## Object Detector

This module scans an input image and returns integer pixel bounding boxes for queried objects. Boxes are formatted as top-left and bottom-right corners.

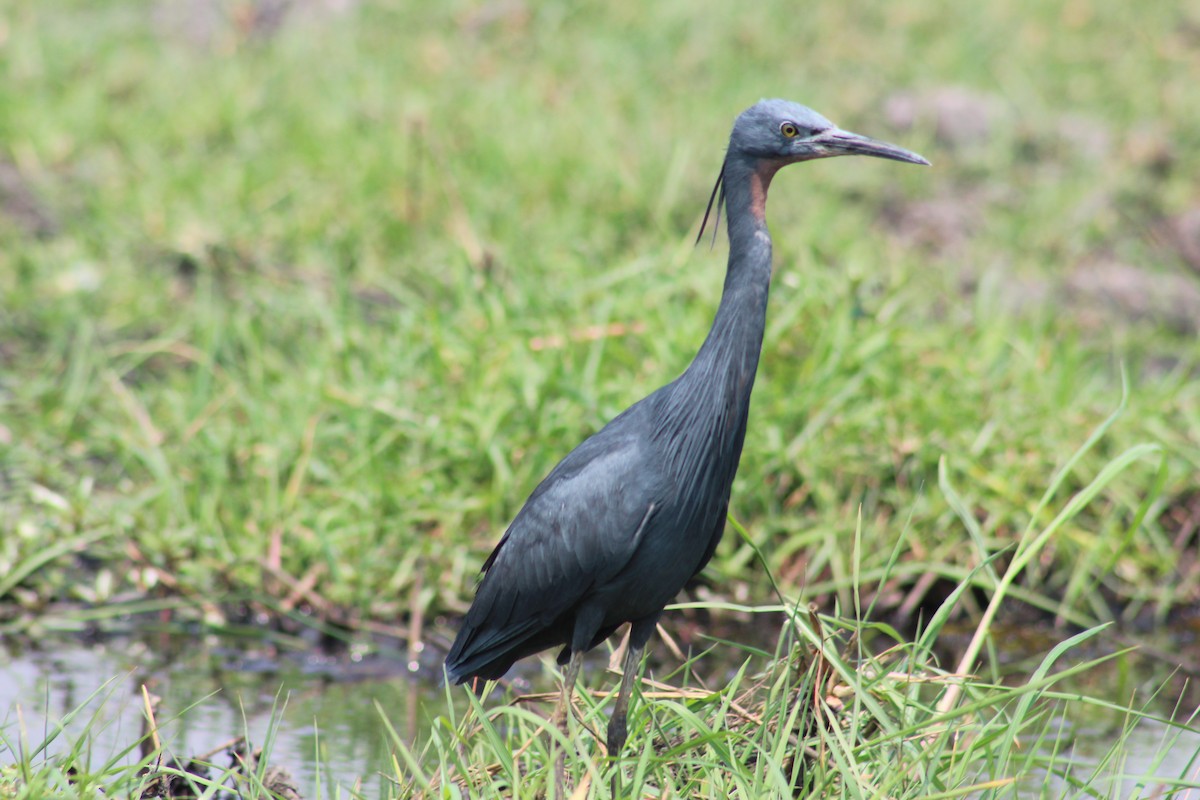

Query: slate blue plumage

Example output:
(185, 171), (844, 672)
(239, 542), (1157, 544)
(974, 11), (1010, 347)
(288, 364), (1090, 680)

(446, 99), (928, 754)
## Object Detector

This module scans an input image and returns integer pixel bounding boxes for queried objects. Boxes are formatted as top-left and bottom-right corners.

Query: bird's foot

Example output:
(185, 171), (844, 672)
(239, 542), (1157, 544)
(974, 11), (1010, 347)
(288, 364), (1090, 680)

(606, 715), (628, 800)
(606, 713), (627, 757)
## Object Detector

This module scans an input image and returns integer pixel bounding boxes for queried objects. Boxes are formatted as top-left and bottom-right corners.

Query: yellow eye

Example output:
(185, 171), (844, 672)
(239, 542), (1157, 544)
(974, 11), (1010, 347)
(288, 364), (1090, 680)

(780, 122), (800, 138)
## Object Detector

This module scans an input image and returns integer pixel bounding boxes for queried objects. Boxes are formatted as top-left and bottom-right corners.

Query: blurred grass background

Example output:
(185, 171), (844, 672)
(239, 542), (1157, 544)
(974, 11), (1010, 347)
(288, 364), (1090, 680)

(1, 0), (1198, 640)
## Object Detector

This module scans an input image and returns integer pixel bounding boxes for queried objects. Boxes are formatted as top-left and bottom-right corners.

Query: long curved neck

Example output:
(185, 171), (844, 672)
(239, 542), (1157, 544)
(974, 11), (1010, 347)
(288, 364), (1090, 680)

(686, 158), (776, 390)
(655, 158), (776, 477)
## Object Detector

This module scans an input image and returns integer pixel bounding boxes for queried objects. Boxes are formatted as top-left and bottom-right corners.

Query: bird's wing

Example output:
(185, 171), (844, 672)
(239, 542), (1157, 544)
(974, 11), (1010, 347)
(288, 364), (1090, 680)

(449, 425), (666, 671)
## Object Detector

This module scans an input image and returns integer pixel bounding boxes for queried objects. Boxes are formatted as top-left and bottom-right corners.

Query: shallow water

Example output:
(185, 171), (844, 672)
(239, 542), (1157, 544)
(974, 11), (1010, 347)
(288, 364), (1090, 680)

(1, 627), (1198, 797)
(0, 633), (437, 798)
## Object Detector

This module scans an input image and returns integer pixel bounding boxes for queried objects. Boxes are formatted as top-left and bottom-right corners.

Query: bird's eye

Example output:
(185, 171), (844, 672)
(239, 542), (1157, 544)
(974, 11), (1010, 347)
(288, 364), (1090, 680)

(780, 122), (800, 138)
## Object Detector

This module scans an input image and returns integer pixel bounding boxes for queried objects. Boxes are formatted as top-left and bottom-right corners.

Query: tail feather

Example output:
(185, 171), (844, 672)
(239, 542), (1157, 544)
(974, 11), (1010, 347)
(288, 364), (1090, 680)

(444, 616), (544, 683)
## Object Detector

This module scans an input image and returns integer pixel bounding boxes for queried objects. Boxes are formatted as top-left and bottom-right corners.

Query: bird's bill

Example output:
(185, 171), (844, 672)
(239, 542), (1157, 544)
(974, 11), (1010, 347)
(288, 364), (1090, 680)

(809, 128), (930, 166)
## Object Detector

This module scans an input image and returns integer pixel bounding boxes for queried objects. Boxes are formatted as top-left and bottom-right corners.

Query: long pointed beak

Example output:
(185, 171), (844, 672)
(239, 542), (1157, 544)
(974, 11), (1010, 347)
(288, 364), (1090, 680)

(810, 128), (930, 166)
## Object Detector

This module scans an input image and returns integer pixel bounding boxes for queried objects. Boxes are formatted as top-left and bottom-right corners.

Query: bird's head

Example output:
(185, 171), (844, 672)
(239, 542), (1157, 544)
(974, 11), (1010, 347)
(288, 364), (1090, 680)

(730, 98), (930, 167)
(698, 98), (928, 243)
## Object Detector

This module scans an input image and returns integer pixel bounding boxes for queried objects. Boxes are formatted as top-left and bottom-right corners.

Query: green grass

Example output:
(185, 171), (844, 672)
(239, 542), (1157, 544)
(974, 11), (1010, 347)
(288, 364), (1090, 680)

(5, 484), (1196, 798)
(2, 0), (1197, 634)
(392, 624), (1178, 799)
(369, 424), (1198, 797)
(1, 0), (1199, 794)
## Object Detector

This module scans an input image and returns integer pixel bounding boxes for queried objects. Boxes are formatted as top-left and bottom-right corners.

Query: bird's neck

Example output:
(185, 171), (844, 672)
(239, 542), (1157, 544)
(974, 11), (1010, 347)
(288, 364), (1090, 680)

(689, 159), (775, 386)
(660, 159), (775, 465)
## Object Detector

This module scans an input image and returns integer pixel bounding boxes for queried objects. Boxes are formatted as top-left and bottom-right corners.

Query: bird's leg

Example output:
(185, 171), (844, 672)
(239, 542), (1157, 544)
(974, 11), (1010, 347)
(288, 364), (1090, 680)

(553, 649), (584, 794)
(606, 639), (644, 755)
(552, 648), (584, 730)
(608, 615), (658, 757)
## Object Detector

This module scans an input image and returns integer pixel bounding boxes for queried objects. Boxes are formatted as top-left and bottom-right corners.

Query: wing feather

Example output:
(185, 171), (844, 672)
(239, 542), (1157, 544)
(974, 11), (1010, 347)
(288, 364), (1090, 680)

(445, 419), (668, 682)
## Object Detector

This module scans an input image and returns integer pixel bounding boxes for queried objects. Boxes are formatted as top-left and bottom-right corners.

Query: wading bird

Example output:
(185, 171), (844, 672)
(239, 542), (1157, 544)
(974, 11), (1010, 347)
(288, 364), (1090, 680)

(445, 99), (928, 756)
